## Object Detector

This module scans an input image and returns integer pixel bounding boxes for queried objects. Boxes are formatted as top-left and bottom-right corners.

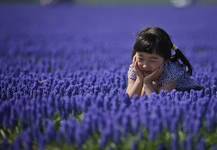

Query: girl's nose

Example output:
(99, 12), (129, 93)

(143, 64), (149, 69)
(143, 64), (147, 68)
(142, 64), (151, 71)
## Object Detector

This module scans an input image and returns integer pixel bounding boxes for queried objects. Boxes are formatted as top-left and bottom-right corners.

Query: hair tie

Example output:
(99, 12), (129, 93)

(170, 44), (178, 60)
(172, 44), (177, 51)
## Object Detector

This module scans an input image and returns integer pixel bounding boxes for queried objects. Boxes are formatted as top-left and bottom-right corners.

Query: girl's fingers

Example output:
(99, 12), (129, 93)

(132, 61), (137, 73)
(132, 55), (136, 66)
(145, 67), (161, 81)
(143, 63), (165, 83)
(132, 55), (134, 63)
(134, 61), (139, 71)
(147, 71), (158, 79)
(135, 62), (143, 77)
(158, 64), (164, 74)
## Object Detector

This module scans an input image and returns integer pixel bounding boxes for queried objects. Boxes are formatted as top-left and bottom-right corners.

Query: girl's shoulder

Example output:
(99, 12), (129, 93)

(166, 61), (186, 75)
(159, 61), (186, 85)
(159, 61), (204, 91)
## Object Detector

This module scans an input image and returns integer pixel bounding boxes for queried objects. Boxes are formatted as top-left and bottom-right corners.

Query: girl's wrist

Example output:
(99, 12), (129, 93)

(141, 83), (156, 96)
(143, 82), (153, 89)
(136, 76), (143, 82)
(135, 77), (143, 84)
(143, 79), (152, 85)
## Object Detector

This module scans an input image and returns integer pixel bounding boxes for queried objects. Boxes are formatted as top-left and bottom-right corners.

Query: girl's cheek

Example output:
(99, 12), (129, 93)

(138, 62), (144, 69)
(153, 63), (162, 71)
(138, 61), (142, 66)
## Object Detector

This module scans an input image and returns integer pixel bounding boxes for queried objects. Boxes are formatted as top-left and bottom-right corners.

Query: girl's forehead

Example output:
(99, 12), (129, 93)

(136, 52), (161, 59)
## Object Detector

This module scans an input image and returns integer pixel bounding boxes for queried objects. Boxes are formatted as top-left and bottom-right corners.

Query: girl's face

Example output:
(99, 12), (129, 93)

(135, 52), (166, 76)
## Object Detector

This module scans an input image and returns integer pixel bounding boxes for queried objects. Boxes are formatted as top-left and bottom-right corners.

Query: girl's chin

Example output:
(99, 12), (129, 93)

(143, 71), (152, 76)
(138, 68), (152, 75)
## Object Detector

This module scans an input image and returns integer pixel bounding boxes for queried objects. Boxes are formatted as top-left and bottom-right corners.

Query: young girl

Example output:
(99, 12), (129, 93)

(126, 27), (203, 98)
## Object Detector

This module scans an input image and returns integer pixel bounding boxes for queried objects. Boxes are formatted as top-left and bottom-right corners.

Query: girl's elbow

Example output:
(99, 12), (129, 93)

(126, 89), (133, 98)
(126, 90), (139, 99)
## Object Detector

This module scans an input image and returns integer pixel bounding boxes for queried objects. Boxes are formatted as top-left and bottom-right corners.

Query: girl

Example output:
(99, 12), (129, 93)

(126, 27), (203, 98)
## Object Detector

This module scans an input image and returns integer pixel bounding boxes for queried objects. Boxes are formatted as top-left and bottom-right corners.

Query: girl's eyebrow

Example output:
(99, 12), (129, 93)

(137, 54), (159, 59)
(150, 57), (158, 59)
(140, 56), (158, 59)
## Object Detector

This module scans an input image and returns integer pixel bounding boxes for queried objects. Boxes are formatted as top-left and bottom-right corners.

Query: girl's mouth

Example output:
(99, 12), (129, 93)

(138, 67), (152, 74)
(143, 71), (152, 75)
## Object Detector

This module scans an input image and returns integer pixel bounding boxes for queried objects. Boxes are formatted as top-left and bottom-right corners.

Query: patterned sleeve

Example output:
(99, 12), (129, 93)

(160, 62), (185, 85)
(127, 64), (137, 81)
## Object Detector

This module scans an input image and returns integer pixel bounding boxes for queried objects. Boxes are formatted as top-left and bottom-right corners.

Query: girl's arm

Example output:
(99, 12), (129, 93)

(141, 81), (176, 96)
(140, 82), (156, 96)
(159, 81), (176, 92)
(140, 65), (164, 96)
(126, 78), (143, 98)
(126, 55), (144, 98)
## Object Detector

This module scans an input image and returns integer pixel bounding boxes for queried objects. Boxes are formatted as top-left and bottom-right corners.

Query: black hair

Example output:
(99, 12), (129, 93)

(132, 27), (193, 75)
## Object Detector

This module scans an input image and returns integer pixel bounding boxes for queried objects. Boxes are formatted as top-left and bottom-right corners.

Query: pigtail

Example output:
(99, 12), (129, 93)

(170, 44), (193, 75)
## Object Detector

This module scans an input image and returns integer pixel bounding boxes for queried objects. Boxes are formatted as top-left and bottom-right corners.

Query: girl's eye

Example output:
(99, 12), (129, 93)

(149, 59), (158, 63)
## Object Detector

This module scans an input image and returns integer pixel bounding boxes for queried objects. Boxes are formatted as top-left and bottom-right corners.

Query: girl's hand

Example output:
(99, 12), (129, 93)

(141, 65), (164, 96)
(143, 64), (164, 85)
(132, 55), (144, 81)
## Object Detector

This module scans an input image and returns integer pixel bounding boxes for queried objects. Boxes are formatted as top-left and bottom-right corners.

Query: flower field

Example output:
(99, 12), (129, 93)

(0, 5), (217, 150)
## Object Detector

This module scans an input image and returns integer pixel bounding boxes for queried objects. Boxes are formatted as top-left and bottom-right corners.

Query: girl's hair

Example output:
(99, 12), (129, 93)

(132, 27), (193, 75)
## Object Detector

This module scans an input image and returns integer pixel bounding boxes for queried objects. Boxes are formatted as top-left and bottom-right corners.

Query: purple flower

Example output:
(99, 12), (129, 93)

(196, 138), (206, 150)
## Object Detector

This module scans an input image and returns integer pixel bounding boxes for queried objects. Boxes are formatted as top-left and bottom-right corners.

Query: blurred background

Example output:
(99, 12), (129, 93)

(0, 0), (217, 73)
(0, 0), (216, 7)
